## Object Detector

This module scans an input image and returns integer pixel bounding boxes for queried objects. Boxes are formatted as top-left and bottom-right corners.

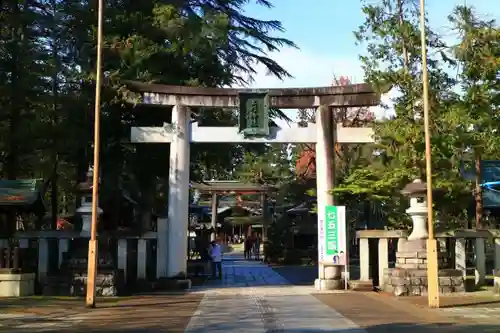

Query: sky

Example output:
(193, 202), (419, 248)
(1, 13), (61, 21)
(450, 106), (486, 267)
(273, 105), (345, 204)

(237, 0), (500, 123)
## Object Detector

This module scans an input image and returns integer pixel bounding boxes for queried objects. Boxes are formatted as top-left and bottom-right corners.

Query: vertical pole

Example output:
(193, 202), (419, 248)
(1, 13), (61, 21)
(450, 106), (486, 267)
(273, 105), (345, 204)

(419, 0), (439, 308)
(167, 105), (191, 277)
(261, 193), (269, 242)
(211, 192), (218, 241)
(315, 105), (335, 288)
(86, 0), (104, 308)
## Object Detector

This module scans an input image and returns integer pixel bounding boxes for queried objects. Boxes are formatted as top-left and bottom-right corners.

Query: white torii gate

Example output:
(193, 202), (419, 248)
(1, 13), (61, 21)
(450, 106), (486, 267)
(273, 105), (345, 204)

(127, 82), (380, 289)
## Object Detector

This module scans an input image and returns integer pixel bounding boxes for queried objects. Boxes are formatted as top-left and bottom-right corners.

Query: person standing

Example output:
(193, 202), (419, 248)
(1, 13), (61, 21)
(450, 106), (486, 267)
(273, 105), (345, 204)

(253, 234), (261, 260)
(244, 236), (252, 259)
(209, 239), (223, 279)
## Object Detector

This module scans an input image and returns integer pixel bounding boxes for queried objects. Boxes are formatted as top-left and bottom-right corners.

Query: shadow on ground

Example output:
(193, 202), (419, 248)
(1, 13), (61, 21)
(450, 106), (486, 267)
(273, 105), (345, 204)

(2, 322), (499, 332)
(184, 323), (500, 332)
(271, 264), (361, 285)
(0, 295), (203, 332)
(0, 296), (134, 310)
(271, 265), (318, 285)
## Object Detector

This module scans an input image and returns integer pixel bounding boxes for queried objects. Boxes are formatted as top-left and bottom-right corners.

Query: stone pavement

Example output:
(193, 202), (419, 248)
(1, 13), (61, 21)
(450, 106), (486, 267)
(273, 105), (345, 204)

(0, 294), (203, 332)
(2, 251), (500, 332)
(185, 252), (365, 332)
(315, 292), (500, 332)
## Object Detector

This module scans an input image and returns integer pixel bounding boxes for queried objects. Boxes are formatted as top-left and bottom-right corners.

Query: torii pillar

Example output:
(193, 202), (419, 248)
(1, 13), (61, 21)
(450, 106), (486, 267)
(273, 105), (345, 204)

(314, 105), (339, 290)
(165, 105), (190, 278)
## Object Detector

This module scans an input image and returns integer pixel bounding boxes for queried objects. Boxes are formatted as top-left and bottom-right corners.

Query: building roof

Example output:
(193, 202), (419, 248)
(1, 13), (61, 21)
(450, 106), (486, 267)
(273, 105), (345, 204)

(0, 179), (43, 205)
(0, 179), (46, 214)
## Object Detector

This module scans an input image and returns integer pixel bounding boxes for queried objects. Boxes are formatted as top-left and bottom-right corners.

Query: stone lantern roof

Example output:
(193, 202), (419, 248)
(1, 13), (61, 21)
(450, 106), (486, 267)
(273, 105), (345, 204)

(400, 179), (427, 196)
(401, 178), (444, 197)
(76, 169), (94, 193)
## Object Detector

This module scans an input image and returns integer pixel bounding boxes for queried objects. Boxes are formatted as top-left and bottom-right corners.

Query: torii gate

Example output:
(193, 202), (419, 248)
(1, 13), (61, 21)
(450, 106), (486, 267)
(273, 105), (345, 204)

(127, 81), (381, 289)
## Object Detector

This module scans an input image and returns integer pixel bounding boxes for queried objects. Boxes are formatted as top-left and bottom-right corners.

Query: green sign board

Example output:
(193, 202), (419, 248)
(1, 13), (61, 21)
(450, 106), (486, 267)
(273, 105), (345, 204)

(238, 92), (270, 137)
(325, 205), (339, 256)
(319, 205), (346, 264)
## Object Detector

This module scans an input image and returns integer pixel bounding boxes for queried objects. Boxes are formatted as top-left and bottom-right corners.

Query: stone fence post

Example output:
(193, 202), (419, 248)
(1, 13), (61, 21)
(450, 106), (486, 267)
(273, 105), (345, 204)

(436, 229), (491, 287)
(356, 230), (408, 287)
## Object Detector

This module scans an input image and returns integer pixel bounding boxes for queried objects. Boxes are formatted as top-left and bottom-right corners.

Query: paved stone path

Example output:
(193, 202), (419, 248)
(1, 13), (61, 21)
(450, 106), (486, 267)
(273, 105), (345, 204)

(185, 252), (365, 332)
(2, 251), (499, 332)
(440, 306), (500, 320)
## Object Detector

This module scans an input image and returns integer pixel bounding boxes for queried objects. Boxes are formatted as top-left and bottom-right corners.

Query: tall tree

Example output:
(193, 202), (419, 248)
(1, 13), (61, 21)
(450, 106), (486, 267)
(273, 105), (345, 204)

(334, 0), (469, 228)
(448, 5), (500, 228)
(0, 0), (297, 232)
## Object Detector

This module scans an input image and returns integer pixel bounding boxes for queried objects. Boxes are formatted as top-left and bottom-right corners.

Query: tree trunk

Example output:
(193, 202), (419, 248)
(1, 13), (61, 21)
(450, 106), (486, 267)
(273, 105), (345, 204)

(475, 153), (483, 229)
(6, 1), (21, 180)
(397, 0), (409, 70)
(51, 157), (59, 229)
(50, 0), (60, 229)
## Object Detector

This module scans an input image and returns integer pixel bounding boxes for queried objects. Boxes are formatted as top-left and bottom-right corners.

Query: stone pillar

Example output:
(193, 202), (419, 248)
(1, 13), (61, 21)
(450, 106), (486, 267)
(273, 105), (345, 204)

(495, 237), (500, 274)
(19, 239), (29, 249)
(455, 238), (467, 278)
(156, 217), (168, 278)
(211, 192), (218, 241)
(474, 237), (486, 286)
(167, 105), (190, 278)
(58, 238), (69, 268)
(378, 238), (389, 288)
(137, 238), (147, 280)
(359, 238), (370, 281)
(117, 239), (128, 281)
(38, 238), (49, 284)
(494, 271), (500, 295)
(314, 105), (341, 290)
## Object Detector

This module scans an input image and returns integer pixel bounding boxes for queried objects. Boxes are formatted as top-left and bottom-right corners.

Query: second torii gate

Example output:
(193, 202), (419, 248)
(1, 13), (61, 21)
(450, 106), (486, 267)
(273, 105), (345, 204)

(127, 81), (381, 289)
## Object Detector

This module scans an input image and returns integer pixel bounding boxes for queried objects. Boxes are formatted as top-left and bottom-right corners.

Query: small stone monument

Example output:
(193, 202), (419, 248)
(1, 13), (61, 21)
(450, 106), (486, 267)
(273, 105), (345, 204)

(494, 270), (500, 295)
(76, 168), (102, 236)
(383, 179), (465, 296)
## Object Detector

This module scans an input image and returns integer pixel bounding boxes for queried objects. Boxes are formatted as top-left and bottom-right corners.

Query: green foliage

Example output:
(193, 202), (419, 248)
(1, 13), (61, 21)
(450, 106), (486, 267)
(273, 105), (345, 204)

(0, 0), (296, 231)
(448, 6), (500, 156)
(263, 213), (294, 263)
(333, 0), (500, 229)
(235, 144), (292, 183)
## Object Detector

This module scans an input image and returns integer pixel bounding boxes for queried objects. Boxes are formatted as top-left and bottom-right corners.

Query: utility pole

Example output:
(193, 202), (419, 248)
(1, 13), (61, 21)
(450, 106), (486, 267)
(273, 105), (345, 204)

(86, 0), (104, 308)
(419, 0), (440, 308)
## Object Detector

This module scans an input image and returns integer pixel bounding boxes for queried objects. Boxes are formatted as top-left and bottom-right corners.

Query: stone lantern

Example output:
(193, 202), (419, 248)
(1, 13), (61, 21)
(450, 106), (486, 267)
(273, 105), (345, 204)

(382, 178), (465, 296)
(76, 168), (102, 236)
(401, 179), (429, 240)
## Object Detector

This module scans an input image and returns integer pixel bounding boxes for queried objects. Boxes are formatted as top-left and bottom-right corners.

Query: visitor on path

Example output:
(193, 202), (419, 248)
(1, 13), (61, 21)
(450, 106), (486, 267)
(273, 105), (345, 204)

(253, 235), (261, 260)
(244, 237), (253, 259)
(209, 239), (223, 279)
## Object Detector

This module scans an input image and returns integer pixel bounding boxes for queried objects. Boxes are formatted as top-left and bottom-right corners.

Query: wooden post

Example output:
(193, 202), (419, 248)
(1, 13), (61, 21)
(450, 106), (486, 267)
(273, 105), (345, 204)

(419, 0), (439, 308)
(86, 0), (104, 308)
(211, 192), (218, 241)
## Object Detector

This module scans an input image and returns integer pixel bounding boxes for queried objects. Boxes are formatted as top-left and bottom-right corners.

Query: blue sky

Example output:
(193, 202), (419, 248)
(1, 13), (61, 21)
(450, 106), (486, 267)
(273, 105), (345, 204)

(241, 0), (500, 89)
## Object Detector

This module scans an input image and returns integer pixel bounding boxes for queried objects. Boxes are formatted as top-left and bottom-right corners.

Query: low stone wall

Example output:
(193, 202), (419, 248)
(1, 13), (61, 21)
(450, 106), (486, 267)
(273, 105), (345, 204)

(383, 268), (464, 296)
(42, 270), (125, 296)
(0, 273), (35, 297)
